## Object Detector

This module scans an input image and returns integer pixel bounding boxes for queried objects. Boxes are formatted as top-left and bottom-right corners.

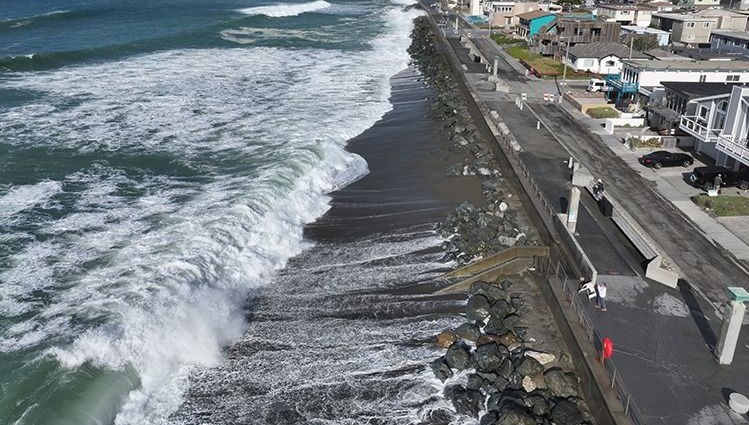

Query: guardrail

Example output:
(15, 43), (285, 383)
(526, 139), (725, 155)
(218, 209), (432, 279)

(557, 265), (647, 425)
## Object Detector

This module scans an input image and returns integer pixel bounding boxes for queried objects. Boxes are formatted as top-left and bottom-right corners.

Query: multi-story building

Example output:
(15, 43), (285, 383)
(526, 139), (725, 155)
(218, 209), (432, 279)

(532, 15), (621, 55)
(609, 59), (749, 100)
(517, 10), (556, 40)
(711, 30), (749, 55)
(538, 0), (563, 13)
(646, 81), (736, 137)
(597, 4), (655, 27)
(485, 0), (540, 28)
(650, 10), (749, 45)
(650, 13), (718, 45)
(678, 85), (749, 168)
(621, 25), (671, 46)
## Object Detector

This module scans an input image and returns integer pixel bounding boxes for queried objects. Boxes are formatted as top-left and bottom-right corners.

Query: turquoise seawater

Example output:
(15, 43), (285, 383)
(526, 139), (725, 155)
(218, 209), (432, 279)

(0, 1), (422, 423)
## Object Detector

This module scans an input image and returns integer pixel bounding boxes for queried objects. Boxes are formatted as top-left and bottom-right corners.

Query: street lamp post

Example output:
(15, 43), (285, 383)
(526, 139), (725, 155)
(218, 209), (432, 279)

(561, 38), (570, 91)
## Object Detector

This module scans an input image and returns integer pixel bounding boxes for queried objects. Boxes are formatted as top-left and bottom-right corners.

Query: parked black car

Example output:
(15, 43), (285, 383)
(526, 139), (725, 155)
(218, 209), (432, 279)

(638, 151), (694, 169)
(690, 166), (749, 190)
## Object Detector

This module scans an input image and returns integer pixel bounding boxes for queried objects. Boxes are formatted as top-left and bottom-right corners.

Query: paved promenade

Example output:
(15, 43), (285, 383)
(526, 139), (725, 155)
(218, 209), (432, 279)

(436, 14), (749, 425)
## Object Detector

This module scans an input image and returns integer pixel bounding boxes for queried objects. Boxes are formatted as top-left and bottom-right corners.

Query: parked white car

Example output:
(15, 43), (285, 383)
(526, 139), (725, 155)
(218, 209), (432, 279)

(586, 78), (611, 93)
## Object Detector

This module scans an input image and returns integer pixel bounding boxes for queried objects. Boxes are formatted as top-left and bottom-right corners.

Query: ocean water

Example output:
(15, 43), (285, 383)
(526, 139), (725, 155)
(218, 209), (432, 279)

(0, 1), (461, 424)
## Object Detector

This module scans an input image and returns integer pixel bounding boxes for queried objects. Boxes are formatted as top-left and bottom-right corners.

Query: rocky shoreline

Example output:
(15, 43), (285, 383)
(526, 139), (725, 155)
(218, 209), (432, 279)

(408, 17), (536, 266)
(408, 15), (594, 425)
(432, 280), (593, 425)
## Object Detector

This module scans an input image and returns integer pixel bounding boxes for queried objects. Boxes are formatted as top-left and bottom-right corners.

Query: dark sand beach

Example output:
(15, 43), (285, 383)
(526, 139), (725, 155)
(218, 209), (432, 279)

(173, 65), (489, 424)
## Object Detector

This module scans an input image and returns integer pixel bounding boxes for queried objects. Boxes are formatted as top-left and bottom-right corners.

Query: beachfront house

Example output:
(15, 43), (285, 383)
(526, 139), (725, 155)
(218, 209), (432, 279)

(678, 85), (749, 168)
(485, 0), (540, 28)
(533, 15), (621, 56)
(563, 42), (648, 74)
(517, 10), (556, 40)
(607, 59), (749, 101)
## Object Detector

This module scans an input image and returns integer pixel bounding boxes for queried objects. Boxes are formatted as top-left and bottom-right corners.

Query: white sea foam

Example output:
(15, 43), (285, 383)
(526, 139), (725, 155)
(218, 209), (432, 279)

(0, 4), (424, 424)
(0, 180), (62, 221)
(237, 0), (331, 17)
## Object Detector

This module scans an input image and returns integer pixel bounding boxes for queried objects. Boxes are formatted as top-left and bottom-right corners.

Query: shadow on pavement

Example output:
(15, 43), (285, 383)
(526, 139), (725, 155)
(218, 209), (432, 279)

(679, 279), (718, 351)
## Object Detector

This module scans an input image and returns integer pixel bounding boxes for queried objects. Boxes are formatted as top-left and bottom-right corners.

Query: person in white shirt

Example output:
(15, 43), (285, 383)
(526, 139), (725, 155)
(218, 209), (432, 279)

(596, 282), (607, 311)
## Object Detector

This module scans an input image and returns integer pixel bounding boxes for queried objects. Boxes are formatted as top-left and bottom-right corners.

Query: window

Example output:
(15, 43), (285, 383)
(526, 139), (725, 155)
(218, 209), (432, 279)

(605, 60), (616, 66)
(703, 22), (710, 28)
(713, 100), (728, 130)
(727, 75), (740, 82)
(686, 22), (696, 28)
(698, 105), (709, 119)
(699, 75), (706, 82)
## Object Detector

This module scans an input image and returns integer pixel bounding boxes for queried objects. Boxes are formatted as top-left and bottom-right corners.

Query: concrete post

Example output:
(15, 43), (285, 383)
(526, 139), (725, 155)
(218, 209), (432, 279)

(493, 58), (498, 78)
(716, 287), (749, 365)
(567, 187), (581, 233)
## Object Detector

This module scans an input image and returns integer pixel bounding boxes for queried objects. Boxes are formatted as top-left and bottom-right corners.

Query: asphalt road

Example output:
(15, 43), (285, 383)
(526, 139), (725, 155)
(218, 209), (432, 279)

(532, 101), (749, 304)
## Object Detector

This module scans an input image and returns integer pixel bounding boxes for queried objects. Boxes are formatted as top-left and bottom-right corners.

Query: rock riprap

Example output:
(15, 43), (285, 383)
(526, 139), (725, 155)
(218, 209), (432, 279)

(431, 280), (594, 425)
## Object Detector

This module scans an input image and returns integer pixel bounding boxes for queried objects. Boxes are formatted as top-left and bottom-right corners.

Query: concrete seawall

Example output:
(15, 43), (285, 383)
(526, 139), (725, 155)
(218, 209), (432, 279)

(419, 7), (632, 425)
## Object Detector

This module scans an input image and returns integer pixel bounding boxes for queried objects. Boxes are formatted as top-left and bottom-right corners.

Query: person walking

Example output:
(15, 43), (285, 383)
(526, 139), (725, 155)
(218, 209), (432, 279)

(714, 174), (723, 193)
(595, 282), (607, 311)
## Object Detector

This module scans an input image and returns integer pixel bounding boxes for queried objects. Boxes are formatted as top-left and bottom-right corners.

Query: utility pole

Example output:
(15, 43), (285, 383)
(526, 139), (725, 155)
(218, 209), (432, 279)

(562, 38), (570, 90)
(628, 32), (634, 60)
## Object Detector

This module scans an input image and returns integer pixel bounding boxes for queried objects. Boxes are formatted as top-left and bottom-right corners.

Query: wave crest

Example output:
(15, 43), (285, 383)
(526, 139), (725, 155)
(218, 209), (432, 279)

(237, 0), (332, 17)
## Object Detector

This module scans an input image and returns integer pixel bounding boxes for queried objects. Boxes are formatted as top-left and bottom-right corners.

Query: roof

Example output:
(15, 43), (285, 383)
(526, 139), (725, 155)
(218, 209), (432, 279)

(622, 59), (749, 71)
(648, 1), (674, 6)
(652, 12), (717, 21)
(517, 10), (553, 20)
(661, 81), (741, 98)
(695, 9), (746, 18)
(621, 25), (670, 35)
(597, 3), (655, 10)
(568, 42), (649, 59)
(711, 30), (749, 42)
(674, 47), (749, 61)
(643, 48), (693, 60)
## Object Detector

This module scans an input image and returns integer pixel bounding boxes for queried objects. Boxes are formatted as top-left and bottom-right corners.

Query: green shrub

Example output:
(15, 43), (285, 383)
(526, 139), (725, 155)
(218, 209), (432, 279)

(691, 194), (749, 216)
(630, 137), (662, 148)
(586, 107), (619, 119)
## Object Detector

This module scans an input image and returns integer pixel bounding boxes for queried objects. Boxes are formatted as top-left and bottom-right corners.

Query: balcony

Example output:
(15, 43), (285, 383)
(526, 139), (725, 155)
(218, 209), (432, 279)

(605, 75), (638, 93)
(716, 137), (749, 166)
(679, 115), (722, 141)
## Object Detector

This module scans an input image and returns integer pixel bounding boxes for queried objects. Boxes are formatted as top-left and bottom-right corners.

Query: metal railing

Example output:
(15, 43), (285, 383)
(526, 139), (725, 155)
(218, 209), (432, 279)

(557, 265), (647, 425)
(679, 115), (723, 141)
(716, 137), (749, 166)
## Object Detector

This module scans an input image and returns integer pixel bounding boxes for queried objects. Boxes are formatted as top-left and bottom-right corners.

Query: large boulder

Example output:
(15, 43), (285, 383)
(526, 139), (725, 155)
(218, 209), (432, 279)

(503, 314), (521, 329)
(470, 281), (505, 303)
(490, 299), (512, 319)
(466, 373), (483, 391)
(516, 357), (544, 376)
(544, 369), (579, 398)
(528, 394), (551, 417)
(496, 406), (535, 425)
(445, 342), (472, 371)
(498, 357), (514, 379)
(455, 322), (482, 342)
(466, 295), (491, 322)
(431, 357), (453, 382)
(482, 316), (506, 335)
(525, 350), (556, 366)
(473, 343), (506, 372)
(446, 385), (484, 418)
(551, 399), (586, 425)
(436, 331), (459, 348)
